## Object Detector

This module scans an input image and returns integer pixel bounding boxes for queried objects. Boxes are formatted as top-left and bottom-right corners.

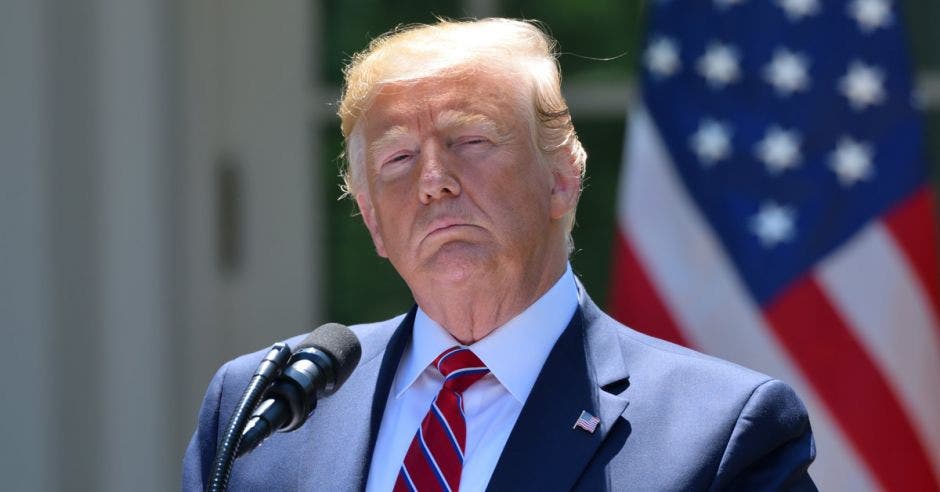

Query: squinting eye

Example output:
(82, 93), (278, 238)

(384, 153), (411, 166)
(459, 137), (489, 146)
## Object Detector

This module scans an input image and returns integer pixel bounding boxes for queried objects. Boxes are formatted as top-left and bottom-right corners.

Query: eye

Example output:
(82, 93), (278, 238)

(382, 152), (413, 167)
(457, 136), (490, 147)
(375, 151), (415, 178)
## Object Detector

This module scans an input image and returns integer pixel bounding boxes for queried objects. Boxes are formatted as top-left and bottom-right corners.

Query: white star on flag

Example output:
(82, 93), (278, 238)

(764, 48), (811, 96)
(697, 42), (741, 89)
(755, 126), (802, 174)
(829, 136), (875, 186)
(690, 119), (733, 166)
(645, 37), (682, 78)
(776, 0), (821, 21)
(848, 0), (893, 33)
(838, 60), (886, 111)
(749, 201), (797, 248)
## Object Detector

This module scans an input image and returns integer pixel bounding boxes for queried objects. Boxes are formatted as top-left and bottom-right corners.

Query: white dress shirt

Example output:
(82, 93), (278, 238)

(365, 265), (579, 492)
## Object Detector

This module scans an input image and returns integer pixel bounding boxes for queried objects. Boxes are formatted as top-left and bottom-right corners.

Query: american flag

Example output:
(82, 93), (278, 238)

(609, 0), (940, 489)
(573, 410), (601, 434)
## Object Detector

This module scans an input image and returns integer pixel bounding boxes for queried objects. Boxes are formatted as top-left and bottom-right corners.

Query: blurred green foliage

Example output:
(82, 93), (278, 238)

(499, 0), (646, 82)
(903, 1), (940, 181)
(904, 0), (940, 69)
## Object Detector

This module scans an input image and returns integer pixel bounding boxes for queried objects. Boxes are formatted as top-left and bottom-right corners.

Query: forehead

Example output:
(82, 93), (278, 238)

(359, 72), (526, 136)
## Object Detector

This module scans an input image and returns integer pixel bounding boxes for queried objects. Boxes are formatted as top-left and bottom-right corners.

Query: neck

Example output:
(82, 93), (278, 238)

(412, 256), (568, 345)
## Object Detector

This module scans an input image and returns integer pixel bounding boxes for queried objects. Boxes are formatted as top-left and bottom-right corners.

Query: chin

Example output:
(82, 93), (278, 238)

(421, 243), (495, 284)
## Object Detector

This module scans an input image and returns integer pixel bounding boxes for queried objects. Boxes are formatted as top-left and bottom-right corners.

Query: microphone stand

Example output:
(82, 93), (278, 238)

(207, 343), (291, 492)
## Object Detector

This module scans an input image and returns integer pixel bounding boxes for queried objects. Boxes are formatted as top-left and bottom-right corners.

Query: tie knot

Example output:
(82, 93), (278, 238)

(433, 346), (490, 394)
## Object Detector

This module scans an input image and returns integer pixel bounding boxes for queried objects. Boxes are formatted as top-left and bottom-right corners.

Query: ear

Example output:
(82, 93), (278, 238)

(549, 156), (581, 220)
(355, 193), (389, 258)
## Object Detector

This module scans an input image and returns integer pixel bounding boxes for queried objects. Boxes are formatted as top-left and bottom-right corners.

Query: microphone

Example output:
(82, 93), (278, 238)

(237, 323), (361, 456)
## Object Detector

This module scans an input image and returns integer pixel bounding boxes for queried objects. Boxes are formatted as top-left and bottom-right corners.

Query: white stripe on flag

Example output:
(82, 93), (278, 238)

(619, 104), (878, 491)
(816, 221), (940, 480)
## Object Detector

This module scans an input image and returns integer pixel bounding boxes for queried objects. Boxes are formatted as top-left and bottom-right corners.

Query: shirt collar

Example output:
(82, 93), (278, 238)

(394, 264), (580, 403)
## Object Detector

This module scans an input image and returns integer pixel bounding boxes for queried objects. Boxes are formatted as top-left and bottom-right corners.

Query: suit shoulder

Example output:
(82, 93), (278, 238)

(217, 313), (406, 383)
(348, 313), (407, 367)
(584, 303), (775, 392)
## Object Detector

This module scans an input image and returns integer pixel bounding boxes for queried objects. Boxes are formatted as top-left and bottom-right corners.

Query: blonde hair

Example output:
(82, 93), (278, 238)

(338, 18), (586, 236)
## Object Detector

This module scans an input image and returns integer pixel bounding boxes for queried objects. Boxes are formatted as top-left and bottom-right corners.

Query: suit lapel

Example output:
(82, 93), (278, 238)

(486, 302), (631, 491)
(581, 298), (631, 435)
(355, 305), (417, 490)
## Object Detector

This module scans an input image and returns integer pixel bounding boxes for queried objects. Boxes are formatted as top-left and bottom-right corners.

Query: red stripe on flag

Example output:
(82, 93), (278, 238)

(765, 276), (939, 491)
(608, 230), (691, 347)
(882, 186), (940, 322)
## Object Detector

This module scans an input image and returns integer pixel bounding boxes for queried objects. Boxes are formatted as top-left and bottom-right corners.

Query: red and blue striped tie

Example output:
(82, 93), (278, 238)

(394, 346), (490, 492)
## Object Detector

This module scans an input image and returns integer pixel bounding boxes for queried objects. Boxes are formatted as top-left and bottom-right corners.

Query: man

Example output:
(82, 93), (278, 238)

(183, 18), (816, 491)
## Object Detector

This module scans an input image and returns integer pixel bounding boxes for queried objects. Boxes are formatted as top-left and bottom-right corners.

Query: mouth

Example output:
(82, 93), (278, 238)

(423, 218), (475, 241)
(428, 220), (467, 235)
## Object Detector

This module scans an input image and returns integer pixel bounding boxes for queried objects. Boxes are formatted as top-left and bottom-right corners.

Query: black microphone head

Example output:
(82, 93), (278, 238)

(295, 323), (361, 393)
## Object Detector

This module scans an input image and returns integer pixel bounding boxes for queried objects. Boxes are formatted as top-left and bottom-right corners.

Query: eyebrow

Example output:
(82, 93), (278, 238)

(434, 110), (502, 136)
(368, 125), (411, 159)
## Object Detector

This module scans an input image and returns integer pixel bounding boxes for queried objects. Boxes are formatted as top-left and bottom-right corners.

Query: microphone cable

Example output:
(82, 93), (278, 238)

(208, 342), (291, 492)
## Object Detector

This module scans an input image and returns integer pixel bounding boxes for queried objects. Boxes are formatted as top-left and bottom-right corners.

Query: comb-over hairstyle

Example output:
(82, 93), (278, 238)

(338, 18), (586, 240)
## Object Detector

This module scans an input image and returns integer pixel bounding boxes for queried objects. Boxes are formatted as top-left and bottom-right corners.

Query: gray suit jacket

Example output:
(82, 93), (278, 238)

(183, 292), (816, 490)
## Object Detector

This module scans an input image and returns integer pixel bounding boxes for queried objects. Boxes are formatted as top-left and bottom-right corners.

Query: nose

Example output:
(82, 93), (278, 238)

(417, 144), (461, 204)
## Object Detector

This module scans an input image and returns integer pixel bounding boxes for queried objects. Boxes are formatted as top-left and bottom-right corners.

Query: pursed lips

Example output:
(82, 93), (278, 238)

(421, 217), (476, 243)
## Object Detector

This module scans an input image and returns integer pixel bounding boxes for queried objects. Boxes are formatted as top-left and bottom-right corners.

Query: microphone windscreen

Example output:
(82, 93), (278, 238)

(296, 323), (362, 390)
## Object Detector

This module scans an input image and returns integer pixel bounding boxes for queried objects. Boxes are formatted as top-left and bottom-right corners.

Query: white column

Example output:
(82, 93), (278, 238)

(0, 0), (50, 489)
(177, 0), (316, 450)
(96, 0), (174, 490)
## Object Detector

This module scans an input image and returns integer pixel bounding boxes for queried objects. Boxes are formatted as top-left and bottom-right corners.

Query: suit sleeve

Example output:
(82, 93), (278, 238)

(710, 379), (818, 491)
(181, 362), (230, 491)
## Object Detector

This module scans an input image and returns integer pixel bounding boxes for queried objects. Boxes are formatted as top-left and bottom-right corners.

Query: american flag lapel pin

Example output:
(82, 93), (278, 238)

(573, 410), (600, 434)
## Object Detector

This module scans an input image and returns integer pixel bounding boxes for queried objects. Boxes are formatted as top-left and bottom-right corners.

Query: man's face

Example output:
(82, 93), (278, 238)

(354, 71), (577, 293)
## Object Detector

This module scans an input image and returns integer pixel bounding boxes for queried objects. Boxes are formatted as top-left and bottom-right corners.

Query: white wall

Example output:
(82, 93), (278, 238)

(0, 0), (50, 489)
(0, 1), (316, 489)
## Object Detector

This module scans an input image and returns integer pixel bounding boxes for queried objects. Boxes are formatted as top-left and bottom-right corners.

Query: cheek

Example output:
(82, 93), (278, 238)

(483, 165), (553, 229)
(371, 189), (415, 241)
